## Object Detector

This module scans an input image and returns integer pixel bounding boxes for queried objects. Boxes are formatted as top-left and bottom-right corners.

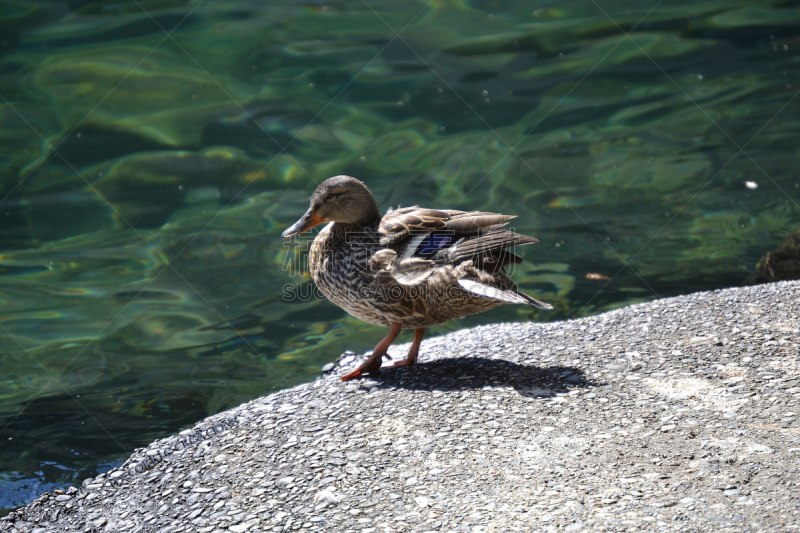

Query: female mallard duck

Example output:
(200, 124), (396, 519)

(281, 176), (552, 380)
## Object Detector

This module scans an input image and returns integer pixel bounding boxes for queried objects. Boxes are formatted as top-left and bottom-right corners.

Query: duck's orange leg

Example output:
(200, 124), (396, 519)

(341, 323), (402, 381)
(386, 328), (426, 369)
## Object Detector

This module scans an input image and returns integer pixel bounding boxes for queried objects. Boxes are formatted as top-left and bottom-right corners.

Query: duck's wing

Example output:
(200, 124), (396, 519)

(382, 208), (535, 267)
(378, 207), (451, 245)
(379, 208), (514, 244)
(375, 208), (550, 308)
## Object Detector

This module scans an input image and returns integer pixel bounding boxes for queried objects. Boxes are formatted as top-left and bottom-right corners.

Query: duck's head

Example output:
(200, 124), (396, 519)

(281, 175), (380, 238)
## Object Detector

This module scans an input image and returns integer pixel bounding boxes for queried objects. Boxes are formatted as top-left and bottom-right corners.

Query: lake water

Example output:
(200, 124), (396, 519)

(1, 0), (799, 513)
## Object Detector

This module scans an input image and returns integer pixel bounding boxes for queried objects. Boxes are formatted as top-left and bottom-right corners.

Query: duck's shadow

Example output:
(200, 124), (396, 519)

(342, 357), (598, 398)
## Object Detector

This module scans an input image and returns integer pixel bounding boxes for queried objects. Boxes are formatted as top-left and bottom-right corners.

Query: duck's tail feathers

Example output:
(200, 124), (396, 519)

(457, 280), (554, 309)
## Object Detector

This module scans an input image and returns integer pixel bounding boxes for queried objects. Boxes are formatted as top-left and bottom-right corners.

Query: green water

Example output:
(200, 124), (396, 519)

(1, 0), (799, 512)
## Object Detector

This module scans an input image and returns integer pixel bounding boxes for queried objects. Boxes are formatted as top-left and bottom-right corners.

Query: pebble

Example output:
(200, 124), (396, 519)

(4, 281), (800, 533)
(313, 490), (339, 504)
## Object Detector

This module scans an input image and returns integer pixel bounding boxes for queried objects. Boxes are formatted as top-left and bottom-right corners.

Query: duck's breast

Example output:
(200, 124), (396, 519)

(309, 223), (390, 325)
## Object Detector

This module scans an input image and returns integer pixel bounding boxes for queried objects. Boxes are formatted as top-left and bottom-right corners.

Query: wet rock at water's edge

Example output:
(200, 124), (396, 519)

(746, 227), (800, 285)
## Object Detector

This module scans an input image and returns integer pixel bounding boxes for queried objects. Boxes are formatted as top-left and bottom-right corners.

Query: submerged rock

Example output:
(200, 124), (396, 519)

(746, 227), (800, 284)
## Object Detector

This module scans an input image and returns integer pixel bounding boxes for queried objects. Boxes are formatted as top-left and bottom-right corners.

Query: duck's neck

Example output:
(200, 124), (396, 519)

(327, 220), (377, 242)
(310, 220), (378, 278)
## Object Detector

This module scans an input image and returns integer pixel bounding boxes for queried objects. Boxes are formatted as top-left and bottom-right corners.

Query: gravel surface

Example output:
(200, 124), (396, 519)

(4, 281), (800, 533)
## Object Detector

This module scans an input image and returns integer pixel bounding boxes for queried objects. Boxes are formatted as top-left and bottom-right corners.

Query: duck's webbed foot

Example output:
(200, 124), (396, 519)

(340, 323), (402, 381)
(340, 358), (381, 381)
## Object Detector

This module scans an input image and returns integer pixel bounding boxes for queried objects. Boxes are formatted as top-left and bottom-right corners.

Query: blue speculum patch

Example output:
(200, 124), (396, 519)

(416, 234), (454, 256)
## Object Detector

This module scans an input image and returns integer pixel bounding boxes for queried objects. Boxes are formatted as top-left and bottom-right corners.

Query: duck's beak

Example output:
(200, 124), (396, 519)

(281, 207), (324, 238)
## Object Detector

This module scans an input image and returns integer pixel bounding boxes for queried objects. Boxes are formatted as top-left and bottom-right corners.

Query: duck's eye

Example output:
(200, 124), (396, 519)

(327, 192), (342, 200)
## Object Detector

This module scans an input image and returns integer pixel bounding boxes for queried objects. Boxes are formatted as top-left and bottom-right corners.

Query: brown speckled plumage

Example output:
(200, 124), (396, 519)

(281, 175), (552, 380)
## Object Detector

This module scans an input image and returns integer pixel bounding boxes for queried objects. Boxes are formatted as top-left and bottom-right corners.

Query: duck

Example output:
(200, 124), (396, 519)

(281, 175), (553, 381)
